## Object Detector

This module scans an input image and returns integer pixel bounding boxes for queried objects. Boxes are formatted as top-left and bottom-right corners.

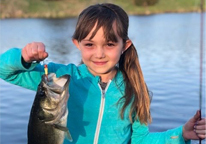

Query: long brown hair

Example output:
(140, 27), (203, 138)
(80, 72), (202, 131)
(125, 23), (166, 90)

(73, 3), (151, 125)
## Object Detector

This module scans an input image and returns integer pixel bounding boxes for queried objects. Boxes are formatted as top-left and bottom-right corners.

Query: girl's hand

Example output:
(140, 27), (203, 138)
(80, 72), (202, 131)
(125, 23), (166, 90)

(22, 42), (48, 63)
(183, 110), (206, 141)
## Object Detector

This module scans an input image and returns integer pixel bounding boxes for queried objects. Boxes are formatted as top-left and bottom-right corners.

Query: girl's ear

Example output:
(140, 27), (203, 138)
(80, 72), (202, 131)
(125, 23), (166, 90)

(72, 39), (80, 50)
(123, 40), (132, 52)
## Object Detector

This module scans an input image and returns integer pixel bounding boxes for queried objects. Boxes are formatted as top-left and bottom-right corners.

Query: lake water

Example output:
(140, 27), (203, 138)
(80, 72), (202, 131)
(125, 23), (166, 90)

(0, 13), (205, 144)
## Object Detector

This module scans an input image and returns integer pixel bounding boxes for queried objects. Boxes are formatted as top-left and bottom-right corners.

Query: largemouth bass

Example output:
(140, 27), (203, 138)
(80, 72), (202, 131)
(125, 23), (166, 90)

(28, 73), (73, 144)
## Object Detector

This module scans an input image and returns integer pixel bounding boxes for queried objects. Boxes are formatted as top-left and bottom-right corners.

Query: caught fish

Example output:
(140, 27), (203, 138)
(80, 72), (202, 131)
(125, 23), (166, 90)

(28, 73), (73, 144)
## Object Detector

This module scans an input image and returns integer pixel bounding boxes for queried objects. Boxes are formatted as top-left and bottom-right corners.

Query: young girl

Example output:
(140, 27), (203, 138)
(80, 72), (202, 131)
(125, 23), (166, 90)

(0, 3), (205, 144)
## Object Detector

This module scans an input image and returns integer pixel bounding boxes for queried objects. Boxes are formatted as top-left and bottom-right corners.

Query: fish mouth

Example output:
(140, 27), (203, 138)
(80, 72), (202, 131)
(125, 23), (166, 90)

(43, 73), (69, 89)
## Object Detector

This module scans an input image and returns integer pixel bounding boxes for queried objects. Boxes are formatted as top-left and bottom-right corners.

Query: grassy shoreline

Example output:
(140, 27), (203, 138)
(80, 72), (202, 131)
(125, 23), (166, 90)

(0, 0), (205, 19)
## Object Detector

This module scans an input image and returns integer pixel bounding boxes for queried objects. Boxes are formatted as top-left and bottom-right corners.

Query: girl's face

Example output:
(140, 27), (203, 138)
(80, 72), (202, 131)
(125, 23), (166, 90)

(73, 25), (131, 82)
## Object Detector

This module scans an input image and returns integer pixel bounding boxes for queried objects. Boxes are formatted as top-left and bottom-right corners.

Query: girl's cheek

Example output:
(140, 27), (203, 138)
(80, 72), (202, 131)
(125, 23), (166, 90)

(107, 49), (122, 57)
(81, 50), (93, 59)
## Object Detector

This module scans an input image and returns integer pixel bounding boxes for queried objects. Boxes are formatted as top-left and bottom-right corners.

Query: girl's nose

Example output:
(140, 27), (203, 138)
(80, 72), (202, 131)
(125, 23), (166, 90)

(95, 47), (105, 58)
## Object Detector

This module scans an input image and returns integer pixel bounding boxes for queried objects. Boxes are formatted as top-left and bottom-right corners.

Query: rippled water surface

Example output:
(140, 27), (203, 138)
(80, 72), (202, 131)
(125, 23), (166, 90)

(0, 13), (205, 144)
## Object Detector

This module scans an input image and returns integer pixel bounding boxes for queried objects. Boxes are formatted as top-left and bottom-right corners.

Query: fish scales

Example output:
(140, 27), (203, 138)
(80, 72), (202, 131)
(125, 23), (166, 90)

(27, 73), (72, 144)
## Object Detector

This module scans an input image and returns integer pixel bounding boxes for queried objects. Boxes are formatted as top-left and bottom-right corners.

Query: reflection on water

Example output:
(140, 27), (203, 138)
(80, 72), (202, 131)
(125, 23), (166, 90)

(0, 13), (205, 144)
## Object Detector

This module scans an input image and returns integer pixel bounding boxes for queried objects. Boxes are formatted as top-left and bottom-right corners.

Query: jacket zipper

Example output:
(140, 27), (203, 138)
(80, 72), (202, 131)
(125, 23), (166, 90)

(93, 80), (111, 144)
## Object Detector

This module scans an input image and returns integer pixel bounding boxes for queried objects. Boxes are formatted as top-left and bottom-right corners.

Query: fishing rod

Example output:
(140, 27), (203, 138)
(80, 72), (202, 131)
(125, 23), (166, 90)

(199, 0), (204, 143)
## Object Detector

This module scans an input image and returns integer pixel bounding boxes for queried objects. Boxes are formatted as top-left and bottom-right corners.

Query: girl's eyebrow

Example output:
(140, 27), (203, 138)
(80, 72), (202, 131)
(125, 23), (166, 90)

(82, 39), (93, 42)
(82, 39), (117, 43)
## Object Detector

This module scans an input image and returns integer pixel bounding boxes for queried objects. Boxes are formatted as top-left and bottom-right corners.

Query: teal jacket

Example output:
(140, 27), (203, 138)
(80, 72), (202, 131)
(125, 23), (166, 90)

(0, 48), (190, 144)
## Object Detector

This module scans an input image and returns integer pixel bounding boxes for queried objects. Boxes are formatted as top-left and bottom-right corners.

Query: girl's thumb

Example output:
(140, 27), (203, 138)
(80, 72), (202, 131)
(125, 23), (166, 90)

(191, 110), (200, 122)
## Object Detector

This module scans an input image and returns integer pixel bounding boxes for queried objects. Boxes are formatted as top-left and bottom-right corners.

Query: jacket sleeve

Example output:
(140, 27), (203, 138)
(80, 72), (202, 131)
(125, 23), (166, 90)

(131, 119), (191, 144)
(0, 48), (64, 91)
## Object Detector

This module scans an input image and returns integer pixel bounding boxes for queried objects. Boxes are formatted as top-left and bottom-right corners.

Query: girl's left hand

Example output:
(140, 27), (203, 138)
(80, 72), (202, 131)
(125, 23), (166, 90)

(183, 110), (206, 141)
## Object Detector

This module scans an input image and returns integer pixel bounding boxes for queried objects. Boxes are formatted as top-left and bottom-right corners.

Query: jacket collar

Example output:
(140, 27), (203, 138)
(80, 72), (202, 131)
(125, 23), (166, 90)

(78, 64), (124, 85)
(56, 64), (124, 85)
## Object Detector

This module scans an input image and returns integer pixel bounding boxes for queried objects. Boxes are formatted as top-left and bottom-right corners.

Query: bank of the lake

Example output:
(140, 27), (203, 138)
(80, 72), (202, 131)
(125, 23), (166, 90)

(0, 0), (204, 19)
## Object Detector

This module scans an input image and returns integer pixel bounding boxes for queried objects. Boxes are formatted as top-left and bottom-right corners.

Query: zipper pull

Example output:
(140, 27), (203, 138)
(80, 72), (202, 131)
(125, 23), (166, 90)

(102, 90), (105, 98)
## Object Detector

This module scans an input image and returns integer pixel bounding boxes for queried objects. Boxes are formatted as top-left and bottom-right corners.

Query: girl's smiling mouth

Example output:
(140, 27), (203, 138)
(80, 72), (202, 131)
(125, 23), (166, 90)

(93, 61), (108, 65)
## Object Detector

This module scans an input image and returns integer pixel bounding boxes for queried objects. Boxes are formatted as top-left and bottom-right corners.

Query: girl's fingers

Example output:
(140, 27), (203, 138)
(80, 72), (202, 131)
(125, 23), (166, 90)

(23, 42), (47, 62)
(194, 118), (206, 139)
(37, 44), (48, 60)
(24, 43), (36, 62)
(197, 118), (206, 125)
(195, 129), (206, 134)
(194, 123), (206, 139)
(197, 134), (206, 139)
(195, 124), (206, 130)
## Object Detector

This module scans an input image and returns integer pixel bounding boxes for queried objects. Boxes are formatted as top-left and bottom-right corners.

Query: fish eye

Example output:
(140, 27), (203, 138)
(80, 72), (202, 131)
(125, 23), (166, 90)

(38, 85), (45, 97)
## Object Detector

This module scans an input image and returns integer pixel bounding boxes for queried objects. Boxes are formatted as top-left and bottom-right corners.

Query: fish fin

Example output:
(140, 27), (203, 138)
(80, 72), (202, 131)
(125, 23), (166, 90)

(53, 124), (73, 142)
(64, 128), (73, 142)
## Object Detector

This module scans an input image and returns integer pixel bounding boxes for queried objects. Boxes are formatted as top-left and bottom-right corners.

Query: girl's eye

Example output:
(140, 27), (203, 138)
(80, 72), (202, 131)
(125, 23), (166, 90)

(85, 43), (93, 47)
(107, 43), (115, 47)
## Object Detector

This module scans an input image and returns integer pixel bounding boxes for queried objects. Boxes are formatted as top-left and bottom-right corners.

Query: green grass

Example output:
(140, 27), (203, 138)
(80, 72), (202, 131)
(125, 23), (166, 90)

(0, 0), (204, 18)
(115, 0), (203, 15)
